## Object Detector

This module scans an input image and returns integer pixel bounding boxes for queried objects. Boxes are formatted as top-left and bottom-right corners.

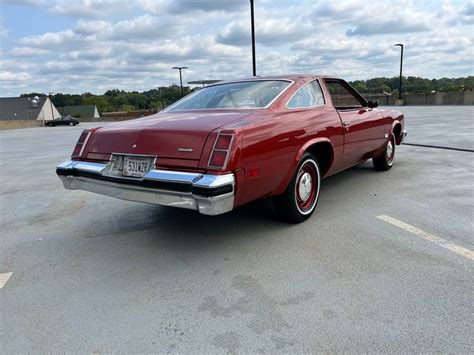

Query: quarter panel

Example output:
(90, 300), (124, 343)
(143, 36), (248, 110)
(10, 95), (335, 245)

(235, 107), (343, 206)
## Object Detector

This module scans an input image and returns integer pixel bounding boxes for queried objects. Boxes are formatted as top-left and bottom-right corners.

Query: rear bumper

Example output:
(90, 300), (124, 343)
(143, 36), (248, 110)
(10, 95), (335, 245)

(56, 160), (235, 216)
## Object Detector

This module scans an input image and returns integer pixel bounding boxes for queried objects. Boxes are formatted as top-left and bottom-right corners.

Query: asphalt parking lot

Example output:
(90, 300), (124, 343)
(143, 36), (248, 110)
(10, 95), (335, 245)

(1, 106), (473, 352)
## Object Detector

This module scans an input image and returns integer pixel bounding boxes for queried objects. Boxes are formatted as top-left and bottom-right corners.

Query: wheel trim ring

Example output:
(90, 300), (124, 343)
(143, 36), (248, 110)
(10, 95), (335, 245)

(295, 159), (320, 215)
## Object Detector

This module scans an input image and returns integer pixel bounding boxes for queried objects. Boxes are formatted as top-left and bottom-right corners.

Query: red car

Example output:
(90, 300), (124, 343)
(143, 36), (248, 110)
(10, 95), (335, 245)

(57, 75), (406, 222)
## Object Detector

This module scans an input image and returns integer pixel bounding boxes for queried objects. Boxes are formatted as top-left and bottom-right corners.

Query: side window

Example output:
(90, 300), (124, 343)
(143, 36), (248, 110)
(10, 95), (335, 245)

(325, 81), (365, 109)
(287, 80), (325, 108)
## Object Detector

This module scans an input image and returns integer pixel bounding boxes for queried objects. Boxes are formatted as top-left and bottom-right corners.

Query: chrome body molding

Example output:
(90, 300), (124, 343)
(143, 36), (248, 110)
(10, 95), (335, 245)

(56, 160), (235, 216)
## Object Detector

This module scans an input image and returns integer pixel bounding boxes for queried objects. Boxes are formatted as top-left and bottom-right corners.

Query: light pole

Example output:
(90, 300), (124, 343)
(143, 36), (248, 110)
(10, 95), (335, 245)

(172, 66), (188, 97)
(48, 92), (55, 126)
(394, 43), (404, 100)
(158, 87), (165, 110)
(250, 0), (256, 76)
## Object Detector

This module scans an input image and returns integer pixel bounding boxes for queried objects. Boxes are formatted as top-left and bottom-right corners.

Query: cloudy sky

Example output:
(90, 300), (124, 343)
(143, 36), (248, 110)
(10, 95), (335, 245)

(1, 0), (473, 96)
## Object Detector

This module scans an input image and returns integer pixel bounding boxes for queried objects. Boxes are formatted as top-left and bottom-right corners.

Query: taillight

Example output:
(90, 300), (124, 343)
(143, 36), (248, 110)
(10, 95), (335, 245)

(71, 130), (91, 159)
(214, 134), (233, 150)
(208, 131), (235, 169)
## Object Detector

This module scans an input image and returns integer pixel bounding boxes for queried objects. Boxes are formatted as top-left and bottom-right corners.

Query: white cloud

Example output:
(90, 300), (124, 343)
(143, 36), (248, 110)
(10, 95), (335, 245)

(51, 0), (132, 18)
(216, 16), (310, 47)
(0, 70), (32, 81)
(2, 0), (473, 95)
(104, 15), (180, 40)
(440, 1), (474, 25)
(2, 0), (45, 6)
(138, 0), (246, 14)
(10, 47), (49, 56)
(18, 29), (89, 50)
(75, 20), (111, 35)
(345, 19), (429, 36)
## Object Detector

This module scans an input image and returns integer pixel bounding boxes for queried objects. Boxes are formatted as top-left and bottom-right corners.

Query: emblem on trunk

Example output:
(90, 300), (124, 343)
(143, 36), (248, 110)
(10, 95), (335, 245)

(177, 147), (194, 152)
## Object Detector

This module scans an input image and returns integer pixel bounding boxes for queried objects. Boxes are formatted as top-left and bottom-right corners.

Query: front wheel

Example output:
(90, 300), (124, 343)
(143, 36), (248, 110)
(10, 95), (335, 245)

(373, 133), (396, 171)
(273, 153), (321, 223)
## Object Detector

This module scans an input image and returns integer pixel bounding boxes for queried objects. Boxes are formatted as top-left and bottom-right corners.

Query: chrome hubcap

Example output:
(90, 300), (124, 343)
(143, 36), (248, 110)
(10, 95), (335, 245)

(298, 172), (312, 202)
(387, 141), (393, 160)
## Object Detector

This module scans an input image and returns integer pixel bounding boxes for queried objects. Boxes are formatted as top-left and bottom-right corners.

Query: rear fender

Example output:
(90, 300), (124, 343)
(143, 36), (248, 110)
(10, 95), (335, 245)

(392, 120), (403, 145)
(274, 137), (333, 195)
(373, 120), (402, 158)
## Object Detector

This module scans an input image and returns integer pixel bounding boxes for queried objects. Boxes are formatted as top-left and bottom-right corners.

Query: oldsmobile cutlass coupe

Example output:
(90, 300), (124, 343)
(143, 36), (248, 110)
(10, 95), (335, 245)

(57, 75), (406, 222)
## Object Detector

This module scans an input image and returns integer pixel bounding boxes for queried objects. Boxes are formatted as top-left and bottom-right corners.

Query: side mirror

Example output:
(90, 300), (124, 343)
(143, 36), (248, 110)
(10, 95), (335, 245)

(368, 100), (379, 108)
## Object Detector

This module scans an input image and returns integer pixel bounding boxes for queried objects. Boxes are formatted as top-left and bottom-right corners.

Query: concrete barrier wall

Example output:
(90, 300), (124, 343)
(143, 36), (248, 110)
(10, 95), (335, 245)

(77, 117), (134, 122)
(387, 91), (474, 105)
(0, 120), (44, 130)
(0, 116), (138, 130)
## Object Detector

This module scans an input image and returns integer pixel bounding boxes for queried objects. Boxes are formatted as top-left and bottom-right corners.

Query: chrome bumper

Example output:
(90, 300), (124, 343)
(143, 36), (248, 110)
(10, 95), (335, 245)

(56, 160), (235, 216)
(401, 129), (407, 143)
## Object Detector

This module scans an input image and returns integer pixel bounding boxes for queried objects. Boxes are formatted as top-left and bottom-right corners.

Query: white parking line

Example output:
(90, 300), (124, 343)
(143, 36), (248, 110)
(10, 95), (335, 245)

(377, 215), (474, 261)
(0, 272), (13, 289)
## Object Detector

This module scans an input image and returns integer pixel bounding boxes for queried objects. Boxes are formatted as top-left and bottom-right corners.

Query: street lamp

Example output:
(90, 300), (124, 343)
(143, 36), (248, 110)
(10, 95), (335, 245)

(394, 43), (404, 100)
(172, 66), (188, 97)
(250, 0), (256, 76)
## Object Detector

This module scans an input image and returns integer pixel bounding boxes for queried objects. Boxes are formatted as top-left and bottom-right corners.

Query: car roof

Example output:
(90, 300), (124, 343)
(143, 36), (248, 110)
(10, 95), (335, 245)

(207, 74), (335, 86)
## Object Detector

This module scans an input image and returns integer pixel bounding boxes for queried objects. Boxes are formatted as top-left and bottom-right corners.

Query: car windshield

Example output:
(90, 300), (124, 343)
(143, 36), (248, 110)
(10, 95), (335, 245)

(164, 80), (291, 112)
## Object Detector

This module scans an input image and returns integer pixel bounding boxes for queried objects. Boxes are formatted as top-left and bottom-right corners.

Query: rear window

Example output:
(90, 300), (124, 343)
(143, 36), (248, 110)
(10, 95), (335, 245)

(164, 80), (291, 112)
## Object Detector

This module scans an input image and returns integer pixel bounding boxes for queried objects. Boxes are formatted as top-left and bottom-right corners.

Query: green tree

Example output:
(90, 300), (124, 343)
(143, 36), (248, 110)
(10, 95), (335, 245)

(83, 96), (113, 113)
(119, 104), (135, 112)
(29, 76), (473, 114)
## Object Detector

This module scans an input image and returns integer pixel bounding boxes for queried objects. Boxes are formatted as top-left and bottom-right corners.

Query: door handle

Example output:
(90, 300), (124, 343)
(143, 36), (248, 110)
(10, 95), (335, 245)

(342, 122), (351, 130)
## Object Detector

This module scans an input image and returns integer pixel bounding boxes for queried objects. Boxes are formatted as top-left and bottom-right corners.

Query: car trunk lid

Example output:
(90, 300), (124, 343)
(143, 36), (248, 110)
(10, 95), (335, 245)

(86, 111), (252, 161)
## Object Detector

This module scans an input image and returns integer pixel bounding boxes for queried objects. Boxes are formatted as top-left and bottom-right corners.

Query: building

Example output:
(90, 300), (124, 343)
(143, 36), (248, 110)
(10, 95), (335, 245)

(360, 89), (392, 105)
(57, 105), (100, 119)
(0, 96), (61, 121)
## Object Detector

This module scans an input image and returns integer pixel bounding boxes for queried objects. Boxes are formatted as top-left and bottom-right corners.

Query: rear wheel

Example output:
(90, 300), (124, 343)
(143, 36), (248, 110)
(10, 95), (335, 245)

(373, 133), (396, 171)
(273, 153), (321, 223)
(69, 122), (74, 126)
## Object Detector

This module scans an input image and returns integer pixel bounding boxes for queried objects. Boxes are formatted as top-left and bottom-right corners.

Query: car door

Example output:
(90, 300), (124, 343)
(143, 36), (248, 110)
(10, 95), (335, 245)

(324, 79), (385, 167)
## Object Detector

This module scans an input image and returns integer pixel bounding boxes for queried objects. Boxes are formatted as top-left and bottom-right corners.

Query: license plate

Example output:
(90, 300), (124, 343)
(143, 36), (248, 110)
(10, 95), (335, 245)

(122, 156), (152, 178)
